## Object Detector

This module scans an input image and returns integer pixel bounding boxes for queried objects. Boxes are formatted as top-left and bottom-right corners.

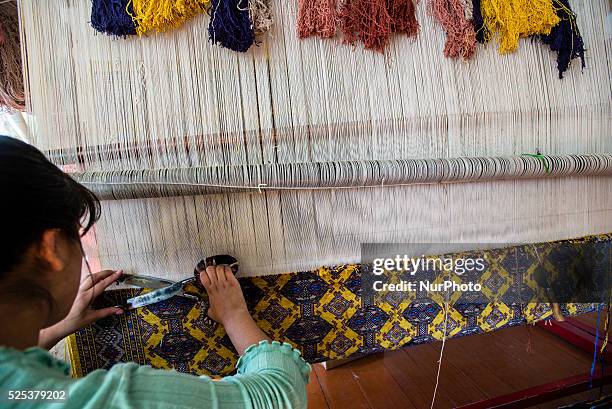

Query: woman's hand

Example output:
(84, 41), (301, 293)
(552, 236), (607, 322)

(38, 269), (124, 349)
(199, 265), (270, 355)
(199, 265), (249, 326)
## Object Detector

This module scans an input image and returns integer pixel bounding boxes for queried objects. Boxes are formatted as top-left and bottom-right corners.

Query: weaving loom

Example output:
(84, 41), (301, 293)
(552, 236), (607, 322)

(11, 0), (612, 388)
(68, 234), (609, 377)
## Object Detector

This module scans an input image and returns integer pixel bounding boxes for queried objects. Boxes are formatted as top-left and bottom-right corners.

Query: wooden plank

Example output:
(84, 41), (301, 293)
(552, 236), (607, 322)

(438, 332), (518, 399)
(505, 326), (593, 372)
(347, 353), (417, 409)
(313, 360), (371, 409)
(390, 341), (487, 409)
(446, 327), (575, 398)
(419, 343), (491, 407)
(452, 329), (545, 392)
(307, 364), (330, 409)
(381, 348), (447, 409)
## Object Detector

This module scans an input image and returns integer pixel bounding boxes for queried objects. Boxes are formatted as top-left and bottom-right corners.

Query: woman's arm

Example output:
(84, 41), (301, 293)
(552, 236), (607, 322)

(3, 342), (309, 409)
(35, 264), (310, 408)
(60, 345), (310, 409)
(199, 264), (270, 354)
(59, 265), (310, 409)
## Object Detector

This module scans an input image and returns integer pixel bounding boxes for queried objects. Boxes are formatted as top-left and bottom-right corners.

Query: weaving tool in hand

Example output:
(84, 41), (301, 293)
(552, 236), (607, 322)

(117, 255), (239, 310)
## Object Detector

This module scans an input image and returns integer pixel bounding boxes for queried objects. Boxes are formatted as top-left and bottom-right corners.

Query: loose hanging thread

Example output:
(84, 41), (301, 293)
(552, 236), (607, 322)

(589, 304), (602, 388)
(428, 0), (477, 60)
(209, 0), (255, 52)
(521, 152), (551, 174)
(340, 0), (392, 52)
(91, 0), (137, 36)
(540, 0), (585, 79)
(0, 2), (25, 111)
(129, 0), (211, 35)
(598, 303), (610, 396)
(480, 0), (560, 53)
(430, 302), (449, 409)
(430, 266), (452, 409)
(297, 0), (338, 39)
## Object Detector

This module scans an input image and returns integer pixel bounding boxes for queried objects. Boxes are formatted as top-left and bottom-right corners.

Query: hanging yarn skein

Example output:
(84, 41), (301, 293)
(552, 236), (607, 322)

(340, 0), (392, 52)
(0, 2), (25, 112)
(386, 0), (419, 36)
(209, 0), (255, 52)
(481, 0), (560, 53)
(130, 0), (211, 35)
(540, 0), (585, 79)
(297, 0), (338, 39)
(249, 0), (274, 39)
(471, 0), (488, 43)
(428, 0), (476, 59)
(91, 0), (137, 36)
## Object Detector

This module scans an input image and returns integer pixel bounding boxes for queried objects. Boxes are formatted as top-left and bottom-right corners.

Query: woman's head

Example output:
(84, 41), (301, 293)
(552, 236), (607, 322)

(0, 135), (100, 326)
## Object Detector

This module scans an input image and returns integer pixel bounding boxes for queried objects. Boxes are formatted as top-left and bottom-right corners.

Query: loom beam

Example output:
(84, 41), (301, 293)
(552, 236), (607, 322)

(69, 154), (612, 200)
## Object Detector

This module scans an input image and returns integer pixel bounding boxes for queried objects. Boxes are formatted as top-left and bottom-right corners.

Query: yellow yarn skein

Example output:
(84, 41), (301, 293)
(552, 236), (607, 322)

(129, 0), (211, 36)
(481, 0), (560, 54)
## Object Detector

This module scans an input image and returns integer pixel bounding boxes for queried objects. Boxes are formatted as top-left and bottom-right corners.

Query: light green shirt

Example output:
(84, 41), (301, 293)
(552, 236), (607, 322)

(0, 340), (311, 408)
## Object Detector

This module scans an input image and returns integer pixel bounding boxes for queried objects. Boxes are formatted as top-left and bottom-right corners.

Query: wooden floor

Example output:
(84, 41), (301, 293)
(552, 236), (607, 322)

(307, 313), (610, 409)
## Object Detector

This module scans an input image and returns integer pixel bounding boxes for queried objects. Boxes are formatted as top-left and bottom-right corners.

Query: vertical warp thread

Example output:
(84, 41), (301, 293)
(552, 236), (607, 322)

(130, 0), (211, 35)
(297, 0), (338, 39)
(458, 0), (473, 20)
(480, 0), (560, 54)
(540, 0), (585, 79)
(386, 0), (419, 37)
(428, 0), (476, 60)
(340, 0), (392, 52)
(209, 0), (255, 52)
(0, 3), (25, 111)
(471, 0), (488, 43)
(249, 0), (274, 40)
(91, 0), (137, 36)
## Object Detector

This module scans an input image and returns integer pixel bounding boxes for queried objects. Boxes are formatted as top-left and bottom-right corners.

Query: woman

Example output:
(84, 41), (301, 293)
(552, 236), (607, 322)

(0, 135), (310, 408)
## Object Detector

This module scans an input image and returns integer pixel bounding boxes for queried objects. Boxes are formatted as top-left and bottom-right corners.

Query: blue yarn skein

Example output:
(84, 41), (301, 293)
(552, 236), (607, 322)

(91, 0), (137, 37)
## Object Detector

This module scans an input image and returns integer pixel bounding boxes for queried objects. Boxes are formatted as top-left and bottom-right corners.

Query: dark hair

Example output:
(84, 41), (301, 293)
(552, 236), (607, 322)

(0, 135), (101, 275)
